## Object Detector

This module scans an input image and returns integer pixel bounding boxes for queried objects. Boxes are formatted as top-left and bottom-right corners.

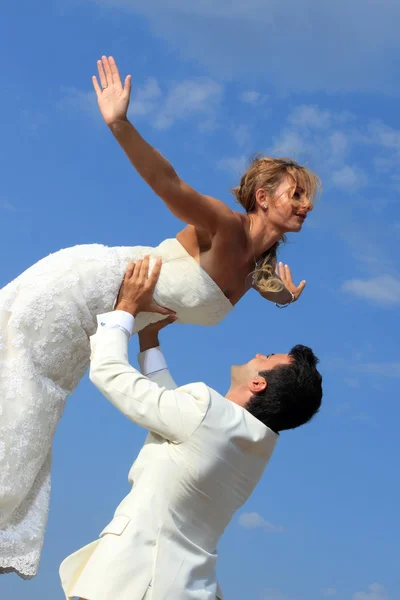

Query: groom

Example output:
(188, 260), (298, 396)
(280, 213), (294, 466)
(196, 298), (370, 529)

(60, 257), (323, 600)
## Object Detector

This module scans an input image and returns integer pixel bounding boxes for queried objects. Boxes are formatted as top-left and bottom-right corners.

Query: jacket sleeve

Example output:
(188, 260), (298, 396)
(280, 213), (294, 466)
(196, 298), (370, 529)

(89, 327), (209, 442)
(144, 368), (178, 391)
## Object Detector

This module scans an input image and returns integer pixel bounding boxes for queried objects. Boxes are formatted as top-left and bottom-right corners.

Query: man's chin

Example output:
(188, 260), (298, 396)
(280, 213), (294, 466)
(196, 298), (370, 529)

(230, 365), (240, 380)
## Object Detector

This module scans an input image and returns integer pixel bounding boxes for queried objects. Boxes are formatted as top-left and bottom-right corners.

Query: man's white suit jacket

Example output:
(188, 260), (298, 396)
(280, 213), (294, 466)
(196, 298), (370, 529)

(60, 316), (278, 600)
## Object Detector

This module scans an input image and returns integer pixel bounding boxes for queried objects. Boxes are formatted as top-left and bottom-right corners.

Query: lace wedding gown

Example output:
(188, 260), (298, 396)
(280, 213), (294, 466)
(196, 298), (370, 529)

(0, 238), (233, 579)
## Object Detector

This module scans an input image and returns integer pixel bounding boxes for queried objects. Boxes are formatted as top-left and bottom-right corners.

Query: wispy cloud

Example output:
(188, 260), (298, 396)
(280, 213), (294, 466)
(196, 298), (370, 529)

(152, 78), (222, 131)
(232, 124), (252, 149)
(261, 589), (295, 600)
(0, 201), (16, 213)
(344, 378), (361, 389)
(240, 90), (268, 106)
(59, 87), (98, 119)
(331, 165), (368, 190)
(238, 512), (285, 533)
(322, 589), (337, 597)
(287, 105), (333, 130)
(342, 275), (400, 307)
(270, 104), (400, 192)
(352, 362), (400, 378)
(128, 77), (161, 117)
(86, 0), (400, 95)
(353, 583), (389, 600)
(269, 105), (356, 171)
(217, 154), (248, 177)
(61, 77), (222, 131)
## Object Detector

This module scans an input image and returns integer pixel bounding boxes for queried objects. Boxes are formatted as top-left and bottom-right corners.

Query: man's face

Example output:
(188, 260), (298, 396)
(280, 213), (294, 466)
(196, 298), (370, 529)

(231, 353), (293, 388)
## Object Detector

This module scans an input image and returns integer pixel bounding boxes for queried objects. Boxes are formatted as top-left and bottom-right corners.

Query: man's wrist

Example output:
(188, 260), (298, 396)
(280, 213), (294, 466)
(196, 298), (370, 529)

(138, 345), (167, 375)
(97, 311), (135, 336)
(115, 301), (139, 317)
(139, 334), (160, 353)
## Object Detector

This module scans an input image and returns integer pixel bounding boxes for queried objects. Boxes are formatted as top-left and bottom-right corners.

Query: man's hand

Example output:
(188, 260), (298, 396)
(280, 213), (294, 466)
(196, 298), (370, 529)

(115, 256), (176, 317)
(138, 316), (177, 352)
(92, 56), (131, 127)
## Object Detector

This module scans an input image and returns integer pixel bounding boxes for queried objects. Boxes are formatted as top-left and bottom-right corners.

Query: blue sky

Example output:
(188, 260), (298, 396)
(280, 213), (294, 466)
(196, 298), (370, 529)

(1, 1), (399, 599)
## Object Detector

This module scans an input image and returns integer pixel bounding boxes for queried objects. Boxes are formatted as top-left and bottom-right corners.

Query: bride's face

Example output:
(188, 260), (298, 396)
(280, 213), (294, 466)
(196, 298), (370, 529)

(263, 175), (313, 234)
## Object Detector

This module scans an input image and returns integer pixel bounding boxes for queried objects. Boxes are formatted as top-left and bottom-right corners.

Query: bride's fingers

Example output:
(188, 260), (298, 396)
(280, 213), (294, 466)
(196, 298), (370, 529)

(284, 264), (292, 282)
(102, 55), (113, 85)
(296, 280), (306, 296)
(278, 262), (285, 281)
(92, 75), (101, 96)
(97, 59), (108, 89)
(109, 56), (123, 90)
(124, 74), (132, 96)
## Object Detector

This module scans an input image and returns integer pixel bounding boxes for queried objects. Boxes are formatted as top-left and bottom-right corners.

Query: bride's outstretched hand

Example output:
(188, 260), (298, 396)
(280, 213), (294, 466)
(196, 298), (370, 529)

(276, 262), (306, 302)
(92, 56), (131, 126)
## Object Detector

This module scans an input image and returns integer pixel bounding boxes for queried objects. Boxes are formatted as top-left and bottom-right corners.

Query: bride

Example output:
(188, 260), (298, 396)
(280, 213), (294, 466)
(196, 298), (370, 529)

(0, 56), (320, 579)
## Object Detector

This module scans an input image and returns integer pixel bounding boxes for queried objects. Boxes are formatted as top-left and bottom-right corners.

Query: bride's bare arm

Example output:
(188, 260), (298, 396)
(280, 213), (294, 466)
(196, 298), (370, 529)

(93, 56), (233, 233)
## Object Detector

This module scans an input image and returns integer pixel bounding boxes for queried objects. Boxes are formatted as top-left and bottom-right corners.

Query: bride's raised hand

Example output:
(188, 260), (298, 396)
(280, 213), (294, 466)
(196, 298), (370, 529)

(92, 56), (131, 126)
(276, 262), (306, 302)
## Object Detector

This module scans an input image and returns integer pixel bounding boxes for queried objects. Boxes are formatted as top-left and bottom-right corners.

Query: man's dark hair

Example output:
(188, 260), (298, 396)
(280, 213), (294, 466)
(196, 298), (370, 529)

(246, 345), (322, 432)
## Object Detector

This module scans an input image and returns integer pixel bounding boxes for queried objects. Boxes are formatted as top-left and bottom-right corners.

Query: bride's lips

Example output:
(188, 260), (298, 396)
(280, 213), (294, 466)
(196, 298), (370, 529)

(294, 213), (307, 221)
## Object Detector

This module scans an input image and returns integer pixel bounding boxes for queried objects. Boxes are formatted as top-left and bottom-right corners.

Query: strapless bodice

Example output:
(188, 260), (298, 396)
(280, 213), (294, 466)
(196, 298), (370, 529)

(112, 238), (234, 332)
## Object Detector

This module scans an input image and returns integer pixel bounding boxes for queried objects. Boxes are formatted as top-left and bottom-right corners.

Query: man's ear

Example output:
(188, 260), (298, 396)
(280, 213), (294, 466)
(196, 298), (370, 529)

(248, 376), (267, 394)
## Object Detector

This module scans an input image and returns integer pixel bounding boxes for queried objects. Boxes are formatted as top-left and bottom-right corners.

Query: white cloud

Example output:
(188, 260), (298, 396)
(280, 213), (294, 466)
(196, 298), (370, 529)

(0, 201), (16, 212)
(232, 124), (251, 148)
(85, 0), (400, 94)
(217, 154), (248, 177)
(270, 106), (353, 167)
(60, 77), (222, 131)
(153, 78), (222, 130)
(288, 105), (332, 130)
(238, 512), (284, 533)
(128, 77), (161, 117)
(335, 402), (352, 416)
(261, 589), (295, 600)
(20, 109), (48, 133)
(342, 274), (400, 306)
(272, 129), (307, 157)
(344, 377), (361, 389)
(331, 165), (368, 190)
(352, 362), (400, 378)
(369, 122), (400, 154)
(353, 583), (388, 600)
(322, 589), (337, 597)
(59, 87), (98, 119)
(240, 90), (268, 106)
(329, 131), (349, 158)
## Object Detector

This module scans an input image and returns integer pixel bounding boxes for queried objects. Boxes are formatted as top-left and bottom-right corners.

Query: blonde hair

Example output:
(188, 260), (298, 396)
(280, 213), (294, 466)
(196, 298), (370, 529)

(232, 156), (321, 294)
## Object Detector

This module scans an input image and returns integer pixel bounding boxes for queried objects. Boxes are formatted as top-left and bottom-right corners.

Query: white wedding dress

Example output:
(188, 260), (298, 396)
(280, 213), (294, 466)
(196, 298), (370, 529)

(0, 238), (233, 579)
